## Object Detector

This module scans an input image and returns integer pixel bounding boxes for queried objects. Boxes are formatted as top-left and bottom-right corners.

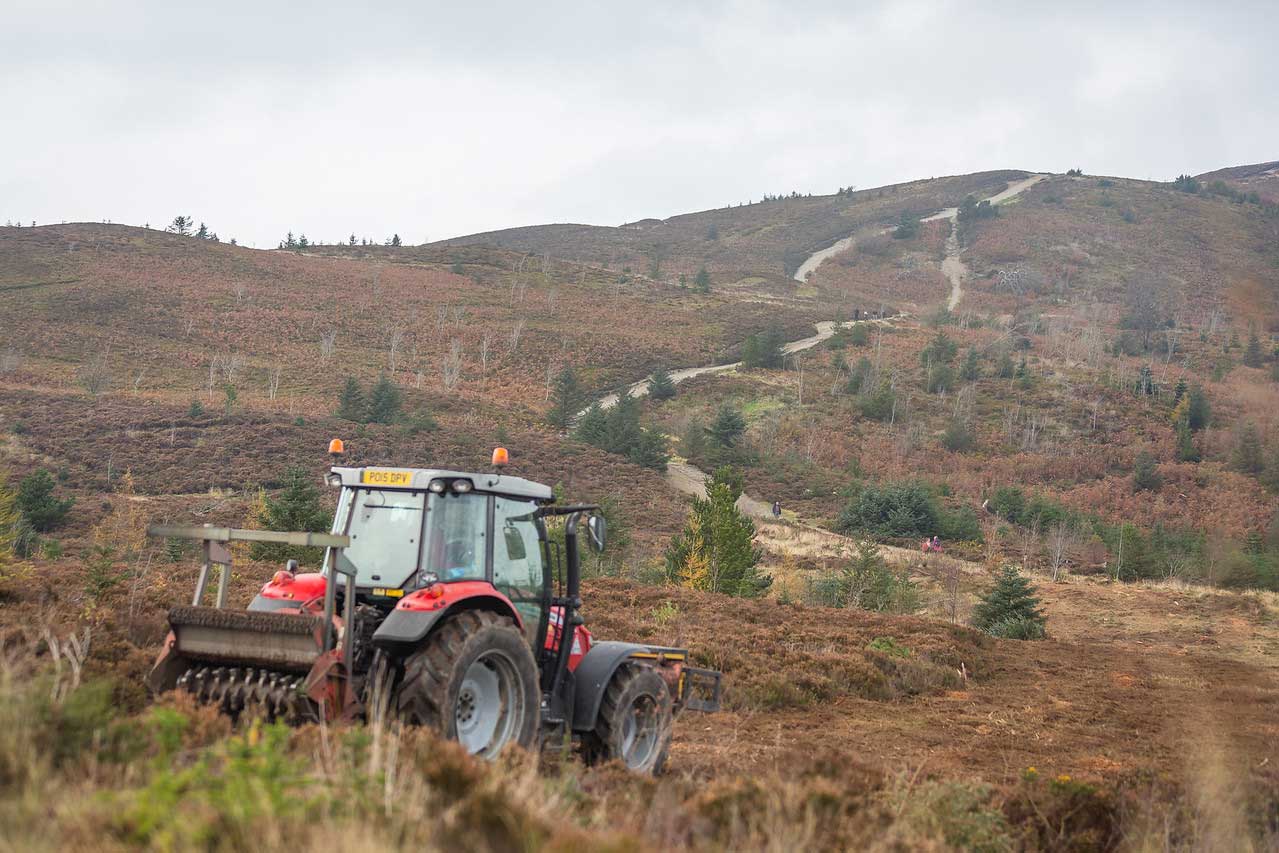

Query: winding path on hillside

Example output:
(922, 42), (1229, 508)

(581, 175), (1048, 563)
(796, 174), (1047, 311)
(922, 174), (1046, 310)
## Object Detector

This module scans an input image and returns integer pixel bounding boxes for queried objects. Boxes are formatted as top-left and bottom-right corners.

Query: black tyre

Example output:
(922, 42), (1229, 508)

(585, 665), (673, 775)
(395, 610), (540, 758)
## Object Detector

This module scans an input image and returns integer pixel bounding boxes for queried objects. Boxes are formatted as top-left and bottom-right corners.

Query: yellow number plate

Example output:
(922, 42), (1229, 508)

(362, 469), (413, 486)
(372, 588), (404, 598)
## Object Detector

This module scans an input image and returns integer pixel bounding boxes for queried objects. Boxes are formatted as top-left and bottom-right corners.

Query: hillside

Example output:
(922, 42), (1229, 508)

(3, 161), (1279, 848)
(434, 170), (1027, 284)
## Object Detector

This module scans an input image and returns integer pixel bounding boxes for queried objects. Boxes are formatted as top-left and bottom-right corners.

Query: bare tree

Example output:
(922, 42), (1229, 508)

(386, 327), (405, 373)
(219, 352), (244, 383)
(479, 332), (492, 376)
(267, 364), (283, 401)
(233, 283), (248, 304)
(319, 328), (338, 362)
(441, 339), (463, 390)
(78, 349), (113, 397)
(435, 305), (450, 332)
(132, 366), (147, 393)
(509, 318), (525, 353)
(1047, 521), (1076, 582)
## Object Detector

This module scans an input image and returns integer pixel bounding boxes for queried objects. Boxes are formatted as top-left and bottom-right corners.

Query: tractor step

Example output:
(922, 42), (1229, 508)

(680, 666), (722, 713)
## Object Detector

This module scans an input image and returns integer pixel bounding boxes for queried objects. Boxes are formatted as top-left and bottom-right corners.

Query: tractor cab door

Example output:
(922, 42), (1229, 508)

(491, 496), (548, 650)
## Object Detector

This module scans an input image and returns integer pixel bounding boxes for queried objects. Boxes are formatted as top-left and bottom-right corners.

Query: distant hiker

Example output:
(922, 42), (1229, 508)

(854, 308), (861, 321)
(772, 500), (782, 519)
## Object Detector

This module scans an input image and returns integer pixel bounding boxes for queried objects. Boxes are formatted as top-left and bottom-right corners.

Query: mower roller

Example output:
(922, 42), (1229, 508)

(147, 444), (721, 773)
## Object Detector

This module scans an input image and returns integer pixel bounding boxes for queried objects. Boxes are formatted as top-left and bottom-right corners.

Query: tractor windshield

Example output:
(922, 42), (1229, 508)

(331, 487), (490, 589)
(334, 488), (427, 589)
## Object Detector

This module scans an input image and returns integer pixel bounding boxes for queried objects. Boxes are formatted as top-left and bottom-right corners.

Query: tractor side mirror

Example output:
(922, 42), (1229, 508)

(586, 514), (607, 553)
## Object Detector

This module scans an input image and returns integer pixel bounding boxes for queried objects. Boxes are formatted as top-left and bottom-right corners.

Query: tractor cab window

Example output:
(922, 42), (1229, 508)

(492, 496), (545, 647)
(337, 488), (426, 589)
(422, 491), (488, 583)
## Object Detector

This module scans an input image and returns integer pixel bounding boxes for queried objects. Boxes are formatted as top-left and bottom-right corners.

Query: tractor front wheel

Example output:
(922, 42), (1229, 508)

(585, 665), (673, 775)
(396, 610), (540, 758)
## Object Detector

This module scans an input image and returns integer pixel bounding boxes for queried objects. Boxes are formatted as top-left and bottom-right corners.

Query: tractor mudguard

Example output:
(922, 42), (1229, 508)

(371, 607), (448, 646)
(571, 641), (688, 732)
(373, 594), (521, 649)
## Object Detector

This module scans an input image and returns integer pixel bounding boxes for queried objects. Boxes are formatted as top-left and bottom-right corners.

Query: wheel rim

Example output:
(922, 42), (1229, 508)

(455, 649), (523, 758)
(619, 693), (660, 769)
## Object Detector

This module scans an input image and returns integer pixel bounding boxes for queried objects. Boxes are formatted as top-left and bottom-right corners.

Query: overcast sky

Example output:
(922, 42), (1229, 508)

(3, 1), (1276, 247)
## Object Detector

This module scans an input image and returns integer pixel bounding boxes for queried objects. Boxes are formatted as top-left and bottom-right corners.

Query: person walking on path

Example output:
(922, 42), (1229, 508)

(772, 500), (782, 520)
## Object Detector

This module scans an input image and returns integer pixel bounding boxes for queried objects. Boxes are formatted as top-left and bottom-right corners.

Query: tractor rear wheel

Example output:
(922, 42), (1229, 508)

(395, 610), (540, 758)
(585, 665), (673, 775)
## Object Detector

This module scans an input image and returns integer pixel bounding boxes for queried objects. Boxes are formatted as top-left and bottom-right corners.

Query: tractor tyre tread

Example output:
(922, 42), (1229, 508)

(585, 664), (673, 775)
(395, 610), (539, 756)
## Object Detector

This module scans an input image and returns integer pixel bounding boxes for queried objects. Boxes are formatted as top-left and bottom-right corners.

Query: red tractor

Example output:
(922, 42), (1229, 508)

(147, 446), (720, 773)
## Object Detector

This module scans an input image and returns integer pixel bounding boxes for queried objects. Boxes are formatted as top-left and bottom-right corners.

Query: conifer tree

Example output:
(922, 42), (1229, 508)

(1233, 422), (1264, 475)
(547, 366), (585, 429)
(971, 565), (1046, 639)
(648, 366), (677, 400)
(1132, 451), (1162, 491)
(1175, 421), (1200, 463)
(694, 267), (711, 293)
(996, 350), (1015, 379)
(249, 467), (331, 565)
(16, 469), (73, 532)
(960, 347), (981, 381)
(337, 376), (367, 422)
(367, 374), (402, 424)
(707, 405), (746, 449)
(573, 402), (608, 446)
(1186, 386), (1210, 431)
(1244, 332), (1265, 368)
(665, 470), (766, 596)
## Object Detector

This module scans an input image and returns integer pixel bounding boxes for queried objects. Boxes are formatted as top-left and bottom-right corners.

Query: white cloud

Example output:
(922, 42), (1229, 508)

(1, 0), (1275, 245)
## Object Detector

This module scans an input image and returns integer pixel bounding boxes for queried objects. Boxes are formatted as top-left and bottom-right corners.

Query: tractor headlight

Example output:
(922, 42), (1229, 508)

(326, 473), (342, 488)
(451, 479), (473, 493)
(428, 479), (447, 493)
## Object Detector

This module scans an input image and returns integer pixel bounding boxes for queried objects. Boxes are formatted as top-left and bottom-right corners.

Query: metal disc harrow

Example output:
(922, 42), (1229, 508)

(175, 665), (317, 723)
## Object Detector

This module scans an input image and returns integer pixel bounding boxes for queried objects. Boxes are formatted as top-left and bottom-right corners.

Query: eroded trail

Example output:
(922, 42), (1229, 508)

(923, 173), (1046, 310)
(797, 174), (1047, 311)
(585, 175), (1047, 562)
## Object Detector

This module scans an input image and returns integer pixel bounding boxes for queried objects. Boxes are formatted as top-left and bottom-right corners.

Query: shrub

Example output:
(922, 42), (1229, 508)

(836, 481), (939, 539)
(741, 326), (785, 369)
(1132, 451), (1162, 492)
(858, 383), (896, 421)
(1172, 174), (1200, 194)
(893, 210), (920, 240)
(573, 391), (668, 471)
(803, 540), (919, 614)
(16, 469), (73, 532)
(848, 323), (869, 346)
(941, 419), (976, 453)
(920, 330), (958, 366)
